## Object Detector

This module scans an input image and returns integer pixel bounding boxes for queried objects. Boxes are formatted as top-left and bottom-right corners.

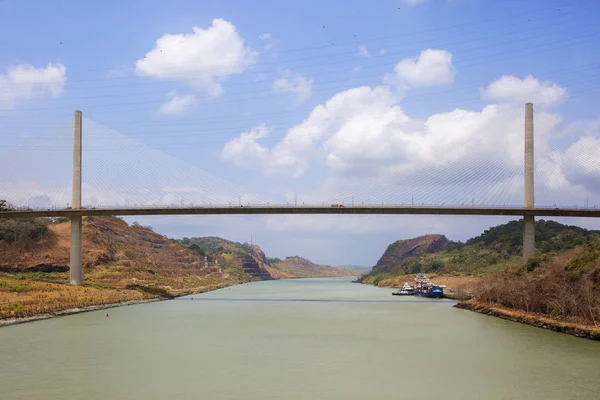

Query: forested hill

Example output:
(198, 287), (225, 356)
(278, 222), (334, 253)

(362, 219), (600, 281)
(466, 219), (599, 254)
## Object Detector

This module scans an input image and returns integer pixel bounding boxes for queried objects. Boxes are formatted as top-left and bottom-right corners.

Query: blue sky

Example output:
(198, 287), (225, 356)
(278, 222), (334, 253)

(2, 0), (600, 265)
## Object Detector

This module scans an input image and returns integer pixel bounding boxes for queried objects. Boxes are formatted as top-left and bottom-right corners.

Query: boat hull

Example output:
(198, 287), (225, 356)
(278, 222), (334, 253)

(413, 290), (443, 298)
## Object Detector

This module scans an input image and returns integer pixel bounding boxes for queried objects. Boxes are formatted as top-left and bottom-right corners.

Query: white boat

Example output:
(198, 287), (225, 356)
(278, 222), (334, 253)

(392, 282), (414, 296)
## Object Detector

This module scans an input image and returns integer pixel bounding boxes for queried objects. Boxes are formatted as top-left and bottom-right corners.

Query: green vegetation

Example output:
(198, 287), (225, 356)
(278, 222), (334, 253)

(179, 237), (257, 262)
(178, 236), (270, 281)
(362, 219), (600, 283)
(0, 218), (50, 245)
(180, 236), (229, 256)
(467, 219), (599, 255)
(0, 199), (51, 245)
(474, 239), (600, 326)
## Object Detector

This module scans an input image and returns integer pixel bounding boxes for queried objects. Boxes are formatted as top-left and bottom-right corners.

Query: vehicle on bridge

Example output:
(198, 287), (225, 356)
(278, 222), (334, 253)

(330, 204), (345, 208)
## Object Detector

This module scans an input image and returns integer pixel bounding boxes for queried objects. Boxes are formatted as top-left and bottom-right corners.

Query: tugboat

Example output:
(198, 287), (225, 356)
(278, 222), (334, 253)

(413, 274), (443, 298)
(392, 282), (414, 296)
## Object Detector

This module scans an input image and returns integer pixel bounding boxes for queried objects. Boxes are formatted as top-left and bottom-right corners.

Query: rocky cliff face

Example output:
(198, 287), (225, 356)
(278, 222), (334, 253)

(371, 234), (451, 274)
(239, 245), (273, 280)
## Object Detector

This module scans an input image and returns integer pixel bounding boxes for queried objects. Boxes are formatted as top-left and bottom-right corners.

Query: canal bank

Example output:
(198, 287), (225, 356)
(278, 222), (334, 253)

(455, 299), (600, 341)
(363, 275), (600, 341)
(0, 281), (236, 328)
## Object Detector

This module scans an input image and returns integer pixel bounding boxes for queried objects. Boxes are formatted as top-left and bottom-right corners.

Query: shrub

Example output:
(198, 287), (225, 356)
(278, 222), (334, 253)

(425, 259), (443, 273)
(0, 218), (50, 244)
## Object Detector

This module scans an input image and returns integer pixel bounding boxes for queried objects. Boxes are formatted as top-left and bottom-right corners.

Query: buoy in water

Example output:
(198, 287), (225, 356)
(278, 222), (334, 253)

(106, 313), (109, 318)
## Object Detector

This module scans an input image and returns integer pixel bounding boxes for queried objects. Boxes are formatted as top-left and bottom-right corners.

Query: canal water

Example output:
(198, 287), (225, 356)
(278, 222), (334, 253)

(1, 277), (599, 399)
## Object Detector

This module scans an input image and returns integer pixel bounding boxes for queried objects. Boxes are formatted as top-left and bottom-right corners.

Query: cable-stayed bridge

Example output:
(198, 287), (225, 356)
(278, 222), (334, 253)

(1, 104), (600, 284)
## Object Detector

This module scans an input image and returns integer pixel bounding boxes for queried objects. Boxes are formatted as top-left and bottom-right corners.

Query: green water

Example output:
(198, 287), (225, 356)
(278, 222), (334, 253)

(1, 277), (599, 399)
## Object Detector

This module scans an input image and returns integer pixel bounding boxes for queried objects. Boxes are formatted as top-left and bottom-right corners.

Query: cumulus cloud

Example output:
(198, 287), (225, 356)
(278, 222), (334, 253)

(258, 33), (271, 40)
(0, 63), (66, 109)
(273, 71), (312, 101)
(135, 18), (257, 96)
(386, 48), (455, 87)
(221, 124), (270, 168)
(482, 75), (567, 107)
(551, 136), (600, 191)
(357, 45), (371, 58)
(160, 92), (197, 115)
(221, 60), (599, 206)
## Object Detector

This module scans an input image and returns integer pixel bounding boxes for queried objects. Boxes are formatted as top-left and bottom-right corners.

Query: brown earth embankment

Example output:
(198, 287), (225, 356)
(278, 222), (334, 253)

(455, 299), (600, 341)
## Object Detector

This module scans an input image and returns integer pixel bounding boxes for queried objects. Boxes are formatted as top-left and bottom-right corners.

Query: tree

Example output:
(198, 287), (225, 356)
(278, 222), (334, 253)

(425, 259), (443, 272)
(410, 262), (422, 274)
(0, 200), (12, 211)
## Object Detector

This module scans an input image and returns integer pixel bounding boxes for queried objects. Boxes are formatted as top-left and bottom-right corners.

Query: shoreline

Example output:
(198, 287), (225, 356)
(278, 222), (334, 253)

(0, 276), (357, 328)
(360, 278), (600, 341)
(0, 282), (234, 328)
(455, 299), (600, 341)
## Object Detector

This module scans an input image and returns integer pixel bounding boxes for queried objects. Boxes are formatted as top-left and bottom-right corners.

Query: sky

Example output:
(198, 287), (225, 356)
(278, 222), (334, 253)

(2, 0), (600, 266)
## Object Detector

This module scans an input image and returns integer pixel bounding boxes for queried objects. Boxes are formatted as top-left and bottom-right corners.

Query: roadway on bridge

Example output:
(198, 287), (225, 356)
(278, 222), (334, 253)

(1, 205), (600, 218)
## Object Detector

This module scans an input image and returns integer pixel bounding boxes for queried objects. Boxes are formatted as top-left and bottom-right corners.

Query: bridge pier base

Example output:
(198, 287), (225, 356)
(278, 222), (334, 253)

(523, 215), (535, 259)
(70, 110), (83, 285)
(70, 216), (82, 285)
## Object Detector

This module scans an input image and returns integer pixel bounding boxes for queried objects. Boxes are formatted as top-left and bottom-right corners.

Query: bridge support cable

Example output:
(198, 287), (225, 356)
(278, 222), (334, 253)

(324, 121), (525, 208)
(78, 118), (274, 208)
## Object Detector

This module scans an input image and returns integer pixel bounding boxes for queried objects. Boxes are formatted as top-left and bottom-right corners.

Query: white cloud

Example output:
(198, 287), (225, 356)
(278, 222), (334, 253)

(482, 75), (567, 107)
(551, 136), (600, 191)
(160, 92), (197, 115)
(135, 18), (257, 96)
(220, 124), (270, 168)
(357, 45), (371, 58)
(258, 32), (277, 53)
(222, 64), (599, 207)
(0, 63), (66, 109)
(386, 48), (455, 87)
(273, 71), (312, 101)
(379, 49), (388, 55)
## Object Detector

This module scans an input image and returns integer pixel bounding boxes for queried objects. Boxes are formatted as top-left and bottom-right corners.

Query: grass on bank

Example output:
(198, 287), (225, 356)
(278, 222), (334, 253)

(0, 268), (233, 320)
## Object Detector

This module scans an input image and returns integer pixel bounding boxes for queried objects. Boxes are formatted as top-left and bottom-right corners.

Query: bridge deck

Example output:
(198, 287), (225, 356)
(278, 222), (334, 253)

(1, 206), (599, 218)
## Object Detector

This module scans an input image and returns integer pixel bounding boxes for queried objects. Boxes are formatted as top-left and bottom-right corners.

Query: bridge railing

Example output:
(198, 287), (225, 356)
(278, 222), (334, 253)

(11, 203), (600, 212)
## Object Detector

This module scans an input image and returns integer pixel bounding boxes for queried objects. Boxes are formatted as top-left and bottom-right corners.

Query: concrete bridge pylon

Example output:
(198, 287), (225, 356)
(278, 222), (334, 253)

(523, 103), (535, 260)
(70, 110), (83, 285)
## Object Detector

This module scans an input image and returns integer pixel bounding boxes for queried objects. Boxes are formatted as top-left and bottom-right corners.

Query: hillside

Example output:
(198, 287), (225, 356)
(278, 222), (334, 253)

(362, 219), (600, 286)
(461, 237), (600, 334)
(179, 236), (272, 281)
(267, 256), (359, 278)
(371, 234), (458, 275)
(178, 237), (359, 279)
(0, 217), (246, 320)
